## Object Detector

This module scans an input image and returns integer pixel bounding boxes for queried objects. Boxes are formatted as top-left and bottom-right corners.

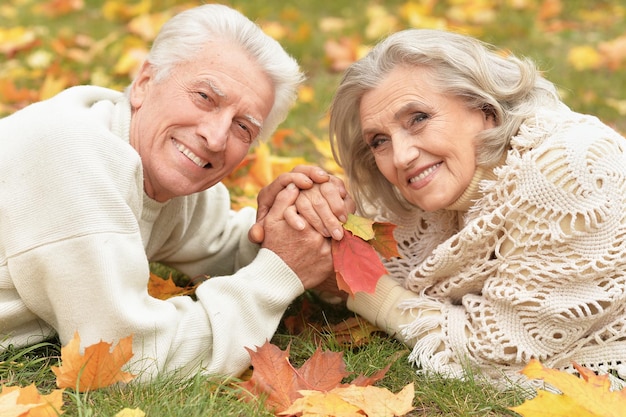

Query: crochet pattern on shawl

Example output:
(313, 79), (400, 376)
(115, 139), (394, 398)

(381, 106), (626, 385)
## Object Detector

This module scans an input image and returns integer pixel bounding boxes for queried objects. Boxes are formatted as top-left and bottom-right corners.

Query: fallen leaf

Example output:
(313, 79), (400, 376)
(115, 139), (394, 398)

(510, 359), (626, 417)
(0, 384), (64, 417)
(148, 272), (198, 300)
(114, 408), (146, 417)
(279, 391), (363, 417)
(371, 222), (400, 259)
(332, 231), (387, 296)
(51, 332), (135, 392)
(239, 341), (410, 416)
(0, 390), (35, 417)
(327, 316), (385, 348)
(281, 383), (414, 417)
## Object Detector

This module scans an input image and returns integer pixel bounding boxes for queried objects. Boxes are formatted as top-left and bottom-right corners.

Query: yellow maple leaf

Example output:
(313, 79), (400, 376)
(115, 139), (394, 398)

(114, 408), (146, 417)
(51, 332), (135, 392)
(343, 213), (375, 241)
(279, 391), (363, 417)
(0, 384), (64, 417)
(510, 359), (626, 417)
(281, 383), (414, 417)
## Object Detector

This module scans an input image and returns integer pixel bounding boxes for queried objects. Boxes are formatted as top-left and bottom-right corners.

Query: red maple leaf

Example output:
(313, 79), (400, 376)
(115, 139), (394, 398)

(332, 231), (387, 297)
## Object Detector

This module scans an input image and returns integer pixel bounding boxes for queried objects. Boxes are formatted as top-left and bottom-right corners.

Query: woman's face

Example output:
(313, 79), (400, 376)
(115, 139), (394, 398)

(359, 65), (494, 211)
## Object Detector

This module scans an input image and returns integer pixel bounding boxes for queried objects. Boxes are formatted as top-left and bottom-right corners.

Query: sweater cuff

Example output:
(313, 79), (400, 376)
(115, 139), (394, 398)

(347, 275), (413, 336)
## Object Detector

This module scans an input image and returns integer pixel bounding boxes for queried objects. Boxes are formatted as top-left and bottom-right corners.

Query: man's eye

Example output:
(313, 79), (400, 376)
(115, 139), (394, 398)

(198, 92), (209, 100)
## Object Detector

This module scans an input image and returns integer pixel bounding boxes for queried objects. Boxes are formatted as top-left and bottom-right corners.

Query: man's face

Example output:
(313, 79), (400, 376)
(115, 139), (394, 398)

(129, 40), (275, 202)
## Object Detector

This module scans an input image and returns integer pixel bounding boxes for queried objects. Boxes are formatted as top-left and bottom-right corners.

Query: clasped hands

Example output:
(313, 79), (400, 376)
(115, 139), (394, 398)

(249, 165), (354, 297)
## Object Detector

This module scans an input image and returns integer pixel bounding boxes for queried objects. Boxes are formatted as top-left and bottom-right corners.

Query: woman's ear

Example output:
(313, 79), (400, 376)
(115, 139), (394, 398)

(129, 61), (153, 109)
(481, 104), (497, 124)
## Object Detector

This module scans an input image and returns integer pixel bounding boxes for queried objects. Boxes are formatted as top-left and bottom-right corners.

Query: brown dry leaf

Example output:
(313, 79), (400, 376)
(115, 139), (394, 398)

(0, 383), (65, 417)
(51, 332), (135, 392)
(148, 272), (198, 300)
(510, 359), (626, 417)
(328, 316), (385, 348)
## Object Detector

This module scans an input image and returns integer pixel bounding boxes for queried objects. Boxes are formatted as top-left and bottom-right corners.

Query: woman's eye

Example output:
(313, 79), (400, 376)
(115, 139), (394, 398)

(410, 112), (428, 125)
(368, 135), (388, 150)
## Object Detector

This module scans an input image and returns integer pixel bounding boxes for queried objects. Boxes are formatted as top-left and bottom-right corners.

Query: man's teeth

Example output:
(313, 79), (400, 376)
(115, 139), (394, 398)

(174, 140), (210, 168)
(409, 163), (441, 183)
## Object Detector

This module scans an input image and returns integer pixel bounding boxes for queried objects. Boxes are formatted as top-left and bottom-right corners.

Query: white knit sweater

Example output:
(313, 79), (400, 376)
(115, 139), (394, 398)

(0, 86), (304, 380)
(348, 104), (626, 384)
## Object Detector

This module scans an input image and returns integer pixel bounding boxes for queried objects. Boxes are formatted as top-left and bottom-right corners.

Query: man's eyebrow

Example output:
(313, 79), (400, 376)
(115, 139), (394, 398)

(198, 80), (263, 129)
(246, 115), (262, 129)
(206, 80), (225, 97)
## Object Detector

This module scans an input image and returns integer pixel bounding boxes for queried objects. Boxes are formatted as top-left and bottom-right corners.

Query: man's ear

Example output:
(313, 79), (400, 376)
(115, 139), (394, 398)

(129, 61), (153, 109)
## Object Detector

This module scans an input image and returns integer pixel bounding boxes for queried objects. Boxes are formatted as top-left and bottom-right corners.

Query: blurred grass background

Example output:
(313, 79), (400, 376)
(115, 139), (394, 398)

(1, 0), (625, 168)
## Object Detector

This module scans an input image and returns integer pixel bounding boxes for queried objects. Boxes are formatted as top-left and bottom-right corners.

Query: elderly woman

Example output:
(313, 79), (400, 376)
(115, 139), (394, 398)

(329, 29), (626, 383)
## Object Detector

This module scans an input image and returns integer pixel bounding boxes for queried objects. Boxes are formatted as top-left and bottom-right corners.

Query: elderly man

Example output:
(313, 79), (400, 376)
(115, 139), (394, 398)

(0, 4), (350, 380)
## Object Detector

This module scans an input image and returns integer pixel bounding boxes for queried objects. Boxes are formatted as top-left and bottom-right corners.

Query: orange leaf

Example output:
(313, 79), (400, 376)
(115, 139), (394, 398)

(510, 359), (626, 417)
(148, 272), (198, 300)
(371, 222), (400, 259)
(238, 342), (300, 412)
(1, 384), (65, 417)
(0, 390), (35, 417)
(51, 332), (135, 392)
(332, 231), (387, 296)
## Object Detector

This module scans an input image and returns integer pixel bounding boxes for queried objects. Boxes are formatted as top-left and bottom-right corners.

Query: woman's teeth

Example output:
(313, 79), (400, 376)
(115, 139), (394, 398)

(409, 163), (441, 183)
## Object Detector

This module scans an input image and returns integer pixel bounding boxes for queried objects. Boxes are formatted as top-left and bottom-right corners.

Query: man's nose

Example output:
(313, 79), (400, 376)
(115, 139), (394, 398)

(198, 113), (230, 152)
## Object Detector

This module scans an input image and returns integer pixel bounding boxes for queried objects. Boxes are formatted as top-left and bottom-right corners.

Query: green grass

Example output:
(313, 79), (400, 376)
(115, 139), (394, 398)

(1, 0), (625, 415)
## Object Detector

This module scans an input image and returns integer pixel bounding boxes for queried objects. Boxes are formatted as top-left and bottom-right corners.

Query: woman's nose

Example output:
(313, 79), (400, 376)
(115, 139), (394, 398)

(392, 133), (420, 168)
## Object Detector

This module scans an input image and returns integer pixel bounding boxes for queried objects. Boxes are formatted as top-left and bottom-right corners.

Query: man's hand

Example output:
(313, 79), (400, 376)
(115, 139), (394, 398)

(261, 183), (334, 290)
(249, 165), (355, 244)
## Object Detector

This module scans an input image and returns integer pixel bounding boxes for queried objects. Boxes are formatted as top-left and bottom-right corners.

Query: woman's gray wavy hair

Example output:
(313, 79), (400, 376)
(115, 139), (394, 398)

(329, 29), (560, 216)
(131, 4), (304, 141)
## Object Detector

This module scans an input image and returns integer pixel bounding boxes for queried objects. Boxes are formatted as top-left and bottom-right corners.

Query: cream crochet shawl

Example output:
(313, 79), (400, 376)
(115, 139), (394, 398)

(380, 105), (626, 383)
